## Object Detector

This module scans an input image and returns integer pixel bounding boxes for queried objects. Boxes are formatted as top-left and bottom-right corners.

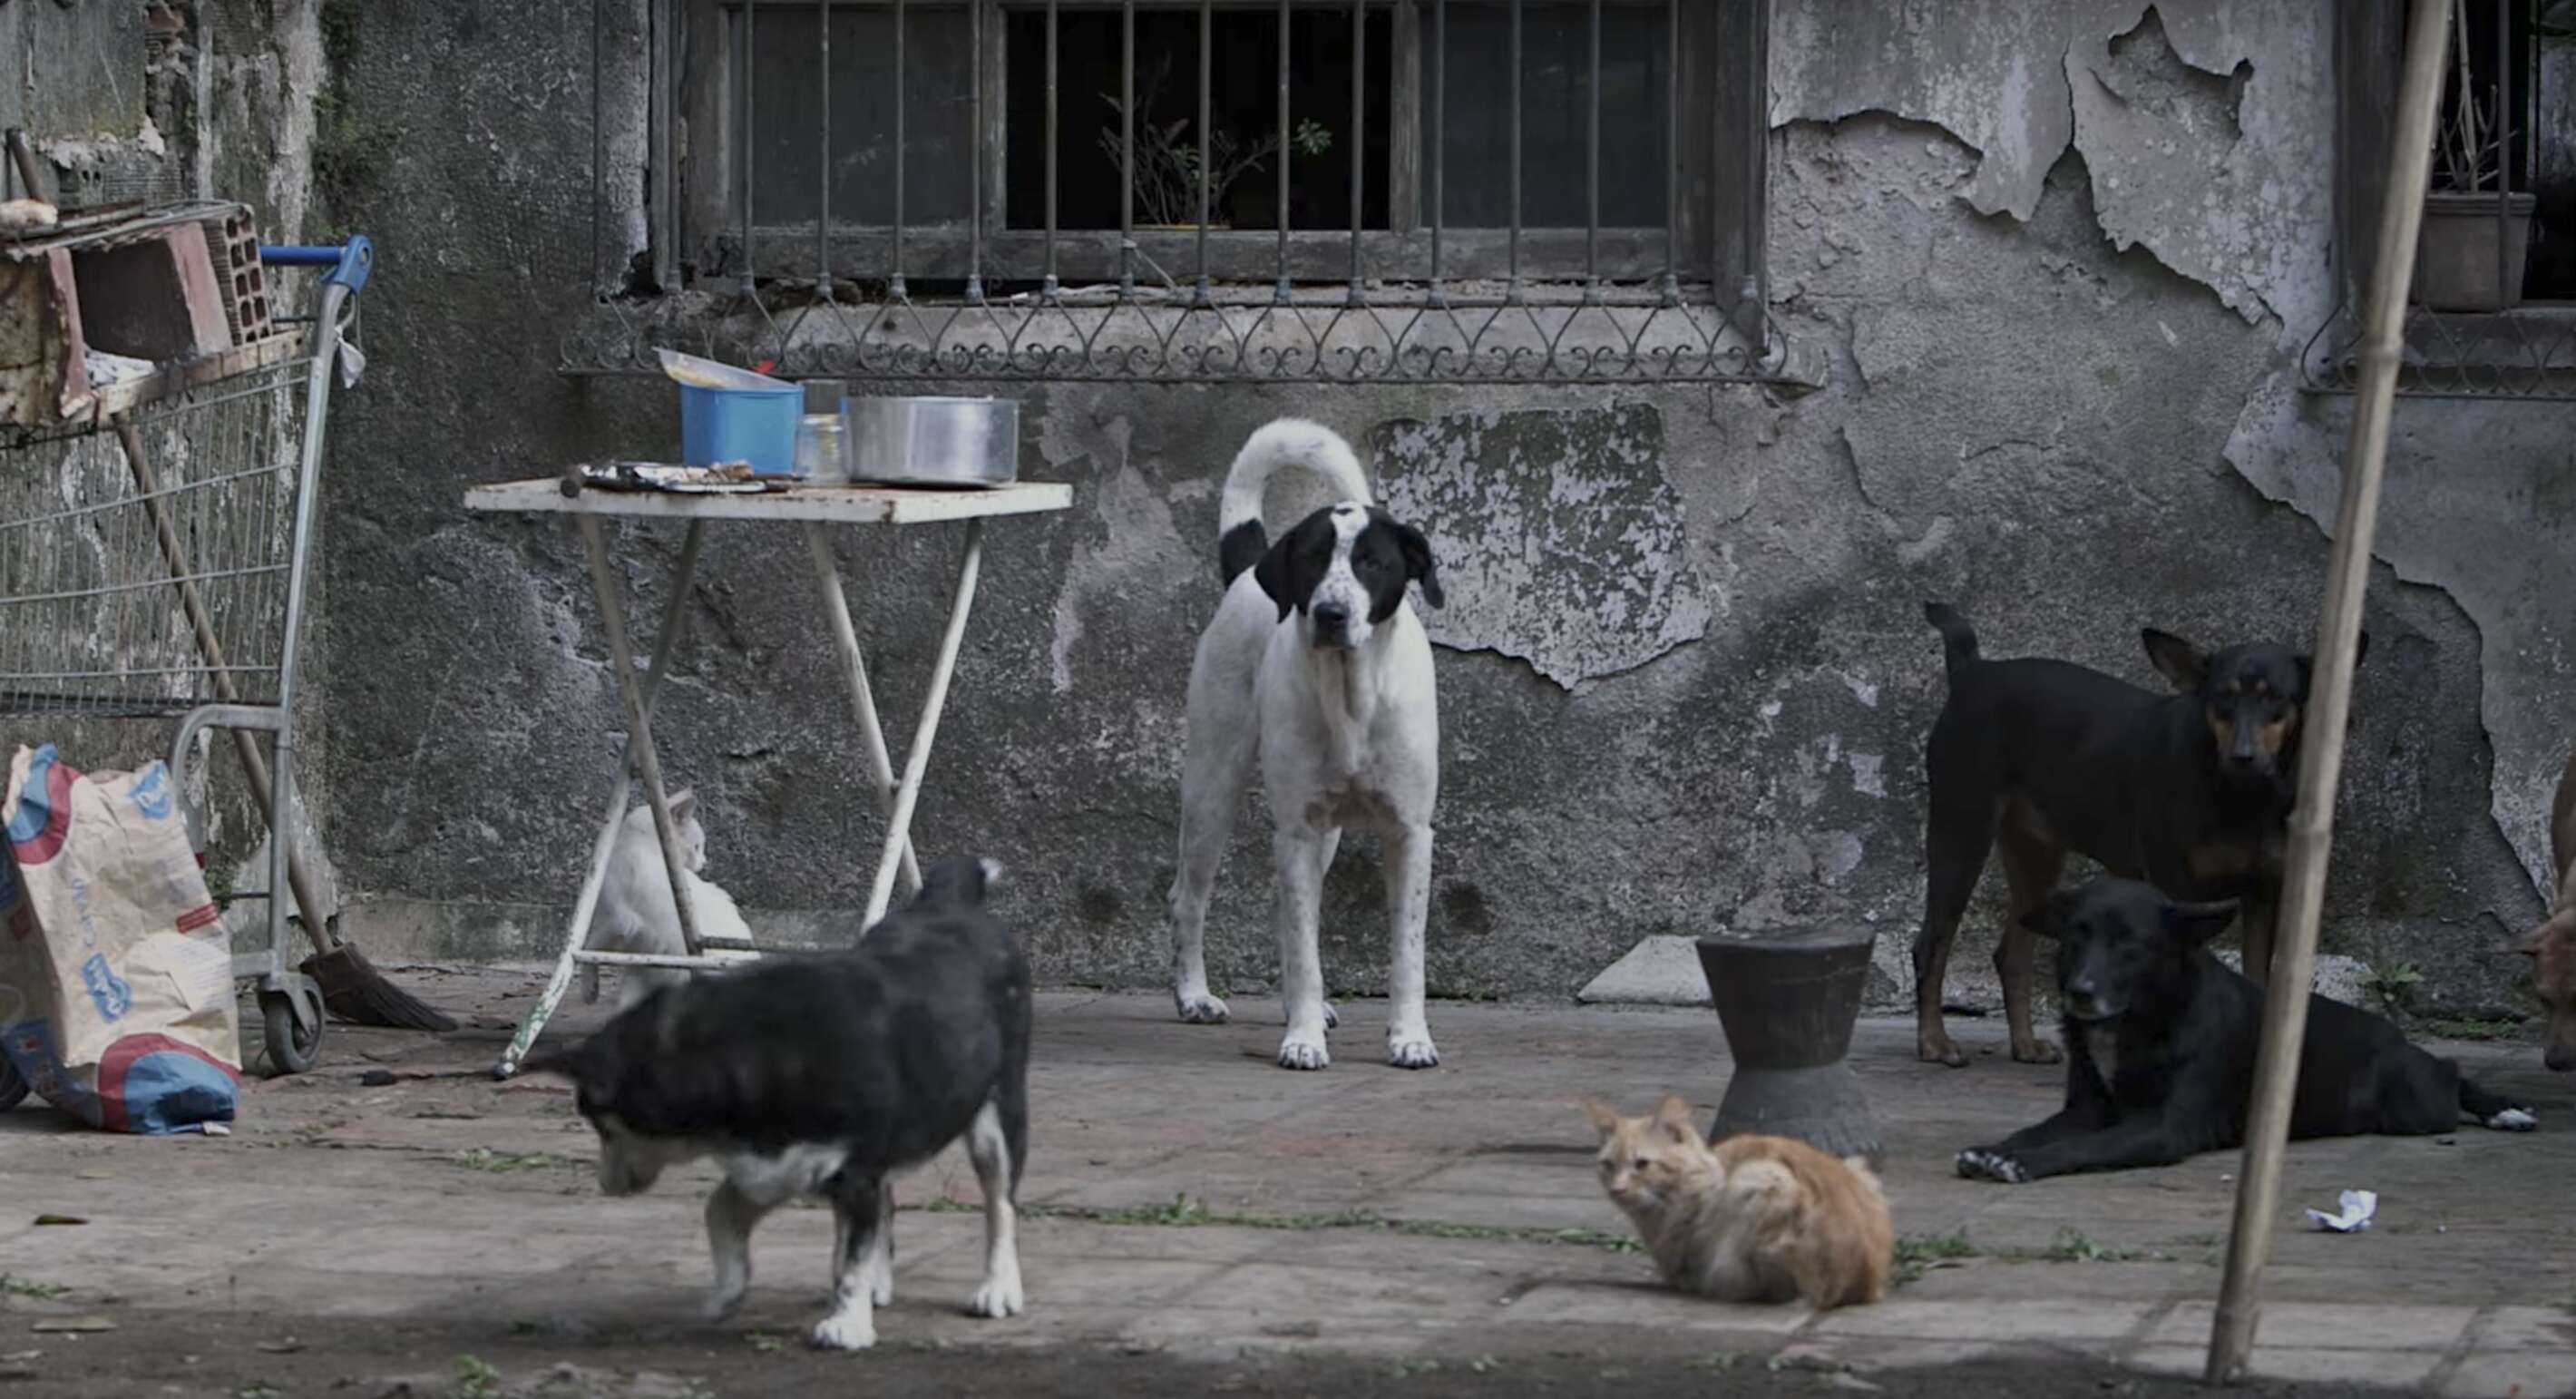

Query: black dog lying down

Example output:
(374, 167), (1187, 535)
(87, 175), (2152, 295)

(526, 856), (1030, 1350)
(1957, 877), (2535, 1183)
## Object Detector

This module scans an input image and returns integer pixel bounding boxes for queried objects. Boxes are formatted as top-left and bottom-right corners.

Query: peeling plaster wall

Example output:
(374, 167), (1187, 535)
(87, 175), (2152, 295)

(303, 0), (2558, 1030)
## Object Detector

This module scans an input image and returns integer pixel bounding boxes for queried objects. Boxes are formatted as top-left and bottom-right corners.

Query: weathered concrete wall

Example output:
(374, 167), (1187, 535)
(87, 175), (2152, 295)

(307, 0), (2560, 1031)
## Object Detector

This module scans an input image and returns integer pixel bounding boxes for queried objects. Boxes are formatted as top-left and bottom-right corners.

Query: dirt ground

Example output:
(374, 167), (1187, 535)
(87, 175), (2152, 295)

(4, 970), (2571, 1397)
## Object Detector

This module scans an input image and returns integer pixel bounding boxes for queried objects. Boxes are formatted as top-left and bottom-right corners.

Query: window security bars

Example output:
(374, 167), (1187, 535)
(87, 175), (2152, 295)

(559, 0), (1800, 386)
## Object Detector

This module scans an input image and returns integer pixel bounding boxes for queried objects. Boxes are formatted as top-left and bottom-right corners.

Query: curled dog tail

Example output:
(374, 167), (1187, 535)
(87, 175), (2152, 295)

(1215, 417), (1374, 587)
(1923, 601), (1979, 683)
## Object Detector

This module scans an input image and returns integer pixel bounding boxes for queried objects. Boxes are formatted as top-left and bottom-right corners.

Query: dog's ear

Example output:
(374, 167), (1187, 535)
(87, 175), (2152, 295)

(1253, 522), (1315, 623)
(2295, 631), (2368, 696)
(2161, 899), (2240, 946)
(2142, 630), (2208, 693)
(1393, 520), (1443, 610)
(915, 856), (998, 908)
(2021, 889), (2079, 940)
(1582, 1099), (1622, 1141)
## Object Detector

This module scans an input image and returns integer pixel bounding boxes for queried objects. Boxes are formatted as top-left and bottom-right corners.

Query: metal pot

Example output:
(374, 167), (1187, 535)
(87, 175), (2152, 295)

(843, 396), (1020, 487)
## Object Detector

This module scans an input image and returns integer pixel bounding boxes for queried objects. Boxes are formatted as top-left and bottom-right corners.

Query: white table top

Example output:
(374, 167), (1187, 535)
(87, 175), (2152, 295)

(463, 475), (1072, 524)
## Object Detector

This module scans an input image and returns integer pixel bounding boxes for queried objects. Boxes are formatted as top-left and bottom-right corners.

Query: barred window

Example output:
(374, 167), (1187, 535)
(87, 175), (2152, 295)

(667, 1), (1764, 295)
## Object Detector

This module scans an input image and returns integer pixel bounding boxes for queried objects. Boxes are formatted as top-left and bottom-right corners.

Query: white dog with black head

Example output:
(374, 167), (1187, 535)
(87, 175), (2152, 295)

(1167, 417), (1445, 1071)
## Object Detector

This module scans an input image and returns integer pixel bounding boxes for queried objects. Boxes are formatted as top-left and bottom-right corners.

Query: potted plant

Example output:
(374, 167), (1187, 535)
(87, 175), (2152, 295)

(2415, 1), (2534, 311)
(1098, 58), (1331, 231)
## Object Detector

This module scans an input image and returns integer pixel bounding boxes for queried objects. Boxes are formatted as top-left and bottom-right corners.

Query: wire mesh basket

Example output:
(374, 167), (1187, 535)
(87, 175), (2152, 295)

(0, 357), (309, 719)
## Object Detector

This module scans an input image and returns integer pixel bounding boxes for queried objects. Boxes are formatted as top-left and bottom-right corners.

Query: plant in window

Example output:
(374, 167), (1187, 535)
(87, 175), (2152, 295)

(2415, 0), (2534, 311)
(1098, 57), (1332, 230)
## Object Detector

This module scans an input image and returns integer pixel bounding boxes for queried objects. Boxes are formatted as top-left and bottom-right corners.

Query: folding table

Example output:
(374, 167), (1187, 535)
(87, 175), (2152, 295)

(461, 477), (1070, 1077)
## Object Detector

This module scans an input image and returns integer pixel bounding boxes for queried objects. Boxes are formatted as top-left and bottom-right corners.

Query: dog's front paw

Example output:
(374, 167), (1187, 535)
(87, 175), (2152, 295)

(969, 1267), (1025, 1319)
(1386, 1033), (1439, 1070)
(704, 1280), (748, 1323)
(1175, 989), (1231, 1024)
(1917, 1032), (1969, 1069)
(1954, 1149), (2029, 1184)
(810, 1310), (875, 1352)
(2484, 1106), (2539, 1132)
(1276, 1034), (1331, 1071)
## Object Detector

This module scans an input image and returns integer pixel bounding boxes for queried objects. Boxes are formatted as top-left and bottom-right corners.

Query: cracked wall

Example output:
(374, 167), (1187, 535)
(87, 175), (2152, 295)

(295, 0), (2558, 1031)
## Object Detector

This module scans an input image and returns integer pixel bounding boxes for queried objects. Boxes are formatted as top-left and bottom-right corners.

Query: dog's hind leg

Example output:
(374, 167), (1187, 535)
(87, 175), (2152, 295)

(812, 1172), (886, 1351)
(703, 1179), (776, 1324)
(1994, 802), (2065, 1065)
(964, 1096), (1028, 1318)
(1273, 826), (1336, 1070)
(1381, 820), (1439, 1069)
(2455, 1071), (2538, 1131)
(1916, 793), (1995, 1068)
(1169, 710), (1258, 1026)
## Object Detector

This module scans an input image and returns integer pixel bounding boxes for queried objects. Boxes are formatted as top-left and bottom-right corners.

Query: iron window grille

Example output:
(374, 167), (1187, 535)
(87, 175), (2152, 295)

(561, 0), (1804, 386)
(2304, 0), (2576, 401)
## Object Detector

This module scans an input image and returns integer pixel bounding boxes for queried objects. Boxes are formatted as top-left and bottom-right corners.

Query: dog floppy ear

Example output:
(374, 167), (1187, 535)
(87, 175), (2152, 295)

(2142, 629), (2208, 692)
(2295, 631), (2369, 697)
(1393, 520), (1444, 610)
(2161, 899), (2240, 946)
(2020, 888), (2080, 940)
(1252, 518), (1322, 624)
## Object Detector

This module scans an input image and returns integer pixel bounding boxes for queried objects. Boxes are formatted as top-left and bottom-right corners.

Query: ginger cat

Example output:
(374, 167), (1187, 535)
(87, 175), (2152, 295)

(1585, 1094), (1892, 1309)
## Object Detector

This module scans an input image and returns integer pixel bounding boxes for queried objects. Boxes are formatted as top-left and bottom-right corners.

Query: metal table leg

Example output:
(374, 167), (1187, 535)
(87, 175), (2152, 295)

(862, 519), (985, 928)
(805, 521), (923, 899)
(495, 519), (706, 1078)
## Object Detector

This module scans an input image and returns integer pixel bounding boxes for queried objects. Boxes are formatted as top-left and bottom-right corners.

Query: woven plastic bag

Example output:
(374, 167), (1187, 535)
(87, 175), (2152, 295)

(0, 744), (240, 1133)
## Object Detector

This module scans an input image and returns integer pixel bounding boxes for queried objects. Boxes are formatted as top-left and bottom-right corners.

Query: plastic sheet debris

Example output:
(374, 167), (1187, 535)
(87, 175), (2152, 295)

(2305, 1189), (2377, 1233)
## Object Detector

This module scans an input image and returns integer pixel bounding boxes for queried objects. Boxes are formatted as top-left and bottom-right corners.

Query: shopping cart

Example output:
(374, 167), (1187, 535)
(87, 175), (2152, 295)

(0, 234), (373, 1106)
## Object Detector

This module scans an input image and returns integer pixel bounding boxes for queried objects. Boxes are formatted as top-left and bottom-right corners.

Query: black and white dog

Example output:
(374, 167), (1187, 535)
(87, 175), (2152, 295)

(525, 856), (1029, 1351)
(1956, 877), (2535, 1184)
(1167, 417), (1446, 1071)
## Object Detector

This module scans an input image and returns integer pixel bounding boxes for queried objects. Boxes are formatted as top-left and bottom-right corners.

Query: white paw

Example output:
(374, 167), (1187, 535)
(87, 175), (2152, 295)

(2485, 1107), (2538, 1131)
(1386, 1034), (1439, 1070)
(1323, 1002), (1340, 1031)
(1955, 1149), (2028, 1184)
(1175, 990), (1230, 1024)
(1277, 1034), (1331, 1071)
(810, 1311), (875, 1352)
(704, 1280), (747, 1322)
(970, 1268), (1025, 1319)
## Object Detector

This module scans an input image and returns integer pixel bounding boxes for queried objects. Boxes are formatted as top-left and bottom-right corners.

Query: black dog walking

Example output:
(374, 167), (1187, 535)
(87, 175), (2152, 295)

(1913, 602), (2361, 1068)
(1955, 878), (2534, 1184)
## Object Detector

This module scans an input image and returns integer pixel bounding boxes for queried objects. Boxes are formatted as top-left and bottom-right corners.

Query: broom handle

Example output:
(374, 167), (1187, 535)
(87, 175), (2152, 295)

(115, 416), (336, 963)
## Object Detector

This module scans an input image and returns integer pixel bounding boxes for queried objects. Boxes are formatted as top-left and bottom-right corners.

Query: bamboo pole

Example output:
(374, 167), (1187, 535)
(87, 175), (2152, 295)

(2204, 0), (2452, 1382)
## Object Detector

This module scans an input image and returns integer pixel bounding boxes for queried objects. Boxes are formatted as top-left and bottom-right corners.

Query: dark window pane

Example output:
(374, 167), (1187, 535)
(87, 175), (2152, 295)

(743, 5), (976, 228)
(1004, 6), (1390, 231)
(1428, 2), (1669, 228)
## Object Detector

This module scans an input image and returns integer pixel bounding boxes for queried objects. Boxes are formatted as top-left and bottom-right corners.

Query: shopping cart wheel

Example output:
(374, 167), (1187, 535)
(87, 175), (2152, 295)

(0, 1056), (27, 1111)
(259, 987), (322, 1075)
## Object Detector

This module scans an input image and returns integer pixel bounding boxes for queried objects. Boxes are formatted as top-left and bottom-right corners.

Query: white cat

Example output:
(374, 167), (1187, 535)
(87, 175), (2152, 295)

(581, 789), (757, 1011)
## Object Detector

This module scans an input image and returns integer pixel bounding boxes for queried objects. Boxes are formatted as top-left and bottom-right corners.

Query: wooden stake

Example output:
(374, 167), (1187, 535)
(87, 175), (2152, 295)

(2204, 0), (2452, 1382)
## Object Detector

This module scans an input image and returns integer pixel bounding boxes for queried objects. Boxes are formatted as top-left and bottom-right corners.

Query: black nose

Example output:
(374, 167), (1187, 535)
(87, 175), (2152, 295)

(1312, 602), (1350, 630)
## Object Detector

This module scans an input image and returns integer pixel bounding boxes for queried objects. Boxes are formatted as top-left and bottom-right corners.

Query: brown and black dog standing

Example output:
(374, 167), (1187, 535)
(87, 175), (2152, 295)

(2516, 745), (2576, 1071)
(1912, 602), (2363, 1068)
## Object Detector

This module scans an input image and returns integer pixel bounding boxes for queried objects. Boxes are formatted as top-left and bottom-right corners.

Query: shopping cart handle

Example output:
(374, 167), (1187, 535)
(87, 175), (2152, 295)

(258, 236), (374, 295)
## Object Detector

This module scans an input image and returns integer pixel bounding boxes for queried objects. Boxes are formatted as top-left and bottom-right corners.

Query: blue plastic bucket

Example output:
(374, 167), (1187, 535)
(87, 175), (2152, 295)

(678, 382), (803, 476)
